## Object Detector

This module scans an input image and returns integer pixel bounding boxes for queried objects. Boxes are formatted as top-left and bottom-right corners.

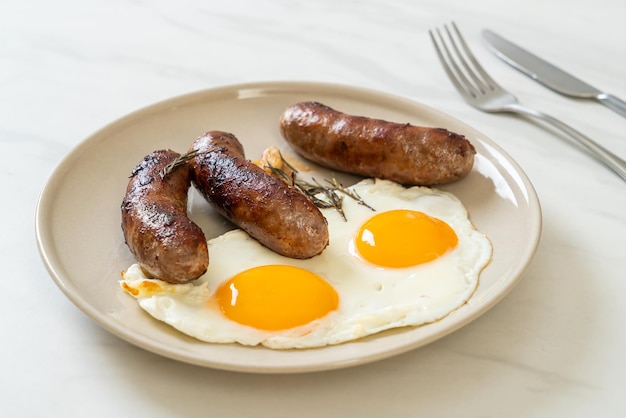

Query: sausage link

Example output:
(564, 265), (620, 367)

(189, 131), (329, 259)
(279, 101), (475, 185)
(121, 150), (209, 283)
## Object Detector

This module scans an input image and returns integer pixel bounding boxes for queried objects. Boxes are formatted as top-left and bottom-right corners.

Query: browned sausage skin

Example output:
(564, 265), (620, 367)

(279, 101), (476, 185)
(189, 131), (329, 259)
(121, 149), (209, 284)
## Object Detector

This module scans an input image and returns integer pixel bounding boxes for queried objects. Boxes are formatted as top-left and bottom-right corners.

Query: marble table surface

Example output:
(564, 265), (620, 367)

(2, 0), (625, 417)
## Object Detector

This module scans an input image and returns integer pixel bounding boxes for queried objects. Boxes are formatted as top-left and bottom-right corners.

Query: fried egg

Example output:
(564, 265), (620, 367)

(121, 178), (492, 349)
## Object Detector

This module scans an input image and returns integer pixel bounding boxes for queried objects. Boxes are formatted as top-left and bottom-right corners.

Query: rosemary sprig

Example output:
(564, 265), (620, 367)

(264, 151), (375, 221)
(326, 178), (376, 212)
(160, 149), (205, 178)
(266, 164), (293, 184)
(295, 177), (347, 220)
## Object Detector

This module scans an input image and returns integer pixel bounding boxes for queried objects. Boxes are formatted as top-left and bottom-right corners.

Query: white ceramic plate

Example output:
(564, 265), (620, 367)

(35, 81), (541, 373)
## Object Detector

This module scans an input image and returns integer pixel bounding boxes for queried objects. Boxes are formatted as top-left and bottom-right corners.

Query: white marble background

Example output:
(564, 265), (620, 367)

(1, 0), (625, 417)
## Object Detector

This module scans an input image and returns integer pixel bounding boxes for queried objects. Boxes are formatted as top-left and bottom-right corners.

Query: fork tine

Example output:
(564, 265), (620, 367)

(443, 24), (489, 95)
(428, 29), (473, 97)
(430, 27), (474, 100)
(431, 22), (504, 101)
(447, 22), (501, 93)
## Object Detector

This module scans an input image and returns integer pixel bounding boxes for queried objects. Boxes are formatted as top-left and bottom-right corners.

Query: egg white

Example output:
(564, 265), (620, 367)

(121, 178), (492, 349)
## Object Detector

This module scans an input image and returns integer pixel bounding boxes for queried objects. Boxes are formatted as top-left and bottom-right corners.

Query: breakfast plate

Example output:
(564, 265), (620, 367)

(35, 81), (541, 373)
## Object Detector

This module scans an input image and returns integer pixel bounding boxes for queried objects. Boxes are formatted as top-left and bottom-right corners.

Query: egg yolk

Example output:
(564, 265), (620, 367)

(354, 210), (458, 268)
(215, 265), (338, 331)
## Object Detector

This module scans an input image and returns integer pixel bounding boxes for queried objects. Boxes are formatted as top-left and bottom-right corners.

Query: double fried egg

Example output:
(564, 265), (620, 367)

(121, 178), (492, 349)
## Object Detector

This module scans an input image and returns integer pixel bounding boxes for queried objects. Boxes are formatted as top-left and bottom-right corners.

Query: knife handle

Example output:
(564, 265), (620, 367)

(596, 94), (626, 118)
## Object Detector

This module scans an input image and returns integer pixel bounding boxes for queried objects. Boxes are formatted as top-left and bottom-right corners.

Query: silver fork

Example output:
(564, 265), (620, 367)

(430, 22), (626, 182)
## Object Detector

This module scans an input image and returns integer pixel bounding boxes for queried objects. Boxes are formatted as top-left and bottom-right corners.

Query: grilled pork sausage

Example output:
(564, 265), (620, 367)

(189, 131), (329, 259)
(279, 101), (475, 185)
(121, 149), (209, 284)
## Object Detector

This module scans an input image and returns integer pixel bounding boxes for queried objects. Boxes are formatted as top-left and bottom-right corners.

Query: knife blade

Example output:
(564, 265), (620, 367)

(482, 29), (626, 118)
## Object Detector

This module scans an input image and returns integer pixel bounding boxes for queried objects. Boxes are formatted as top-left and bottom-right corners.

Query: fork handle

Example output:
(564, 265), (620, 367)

(507, 103), (626, 181)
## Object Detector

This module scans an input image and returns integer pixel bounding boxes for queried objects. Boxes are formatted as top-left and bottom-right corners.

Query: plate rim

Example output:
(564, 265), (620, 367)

(35, 80), (542, 373)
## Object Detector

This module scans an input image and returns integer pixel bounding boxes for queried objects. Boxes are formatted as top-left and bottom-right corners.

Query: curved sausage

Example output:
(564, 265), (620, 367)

(121, 150), (209, 284)
(279, 101), (475, 185)
(189, 131), (329, 259)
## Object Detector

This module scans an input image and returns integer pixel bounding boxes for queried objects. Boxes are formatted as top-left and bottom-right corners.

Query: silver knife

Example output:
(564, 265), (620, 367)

(482, 29), (626, 118)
